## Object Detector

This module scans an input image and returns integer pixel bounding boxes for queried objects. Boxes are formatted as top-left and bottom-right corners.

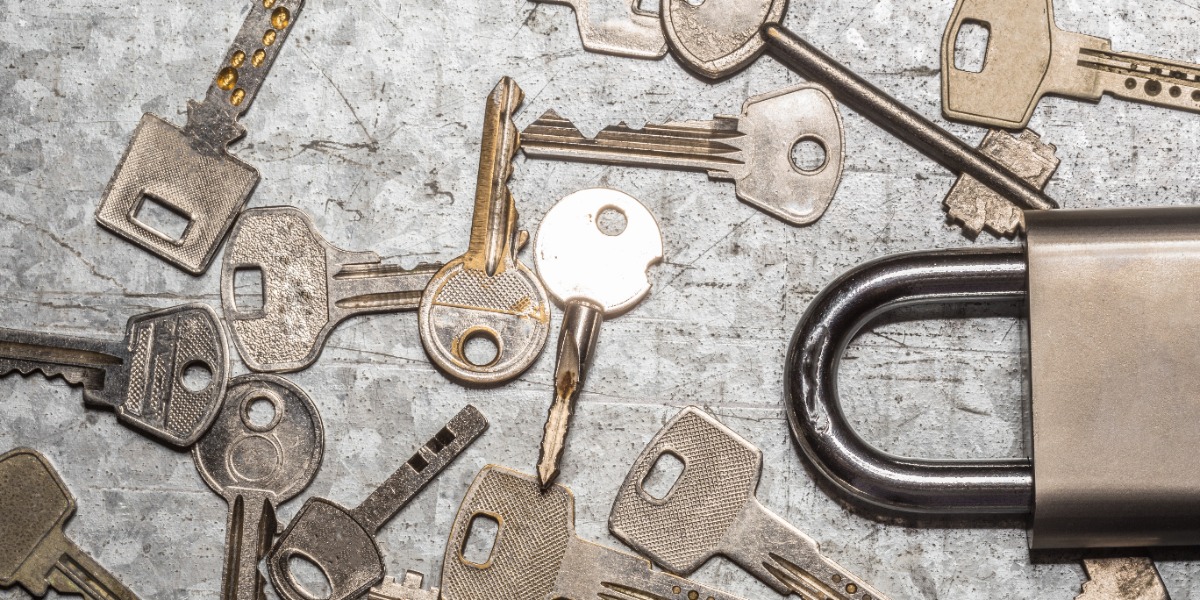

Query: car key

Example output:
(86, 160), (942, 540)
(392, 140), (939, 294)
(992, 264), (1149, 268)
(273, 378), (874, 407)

(418, 77), (551, 385)
(1076, 558), (1170, 600)
(610, 406), (894, 600)
(267, 404), (488, 600)
(97, 0), (304, 275)
(0, 304), (228, 447)
(522, 83), (845, 226)
(221, 207), (442, 372)
(945, 129), (1060, 237)
(368, 571), (439, 600)
(529, 0), (667, 58)
(192, 374), (324, 600)
(0, 447), (141, 600)
(942, 0), (1200, 129)
(532, 188), (662, 488)
(442, 465), (752, 600)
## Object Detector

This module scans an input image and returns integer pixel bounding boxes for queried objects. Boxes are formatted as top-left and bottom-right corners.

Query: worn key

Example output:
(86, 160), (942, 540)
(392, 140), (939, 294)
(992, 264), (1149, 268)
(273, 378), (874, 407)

(533, 189), (662, 488)
(442, 465), (752, 600)
(0, 304), (228, 447)
(221, 207), (441, 372)
(368, 571), (439, 600)
(1076, 558), (1170, 600)
(192, 375), (324, 600)
(267, 404), (488, 600)
(417, 77), (551, 385)
(945, 129), (1060, 237)
(0, 448), (141, 600)
(610, 406), (894, 600)
(522, 83), (845, 226)
(530, 0), (667, 58)
(97, 0), (304, 275)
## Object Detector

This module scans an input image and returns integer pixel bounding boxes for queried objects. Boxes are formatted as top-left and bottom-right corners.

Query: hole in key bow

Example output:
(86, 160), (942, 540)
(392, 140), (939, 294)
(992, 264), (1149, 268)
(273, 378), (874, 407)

(243, 395), (280, 431)
(233, 267), (265, 314)
(462, 329), (501, 367)
(597, 206), (628, 236)
(461, 513), (500, 566)
(180, 361), (213, 393)
(790, 136), (828, 173)
(641, 451), (685, 500)
(953, 20), (990, 73)
(132, 192), (191, 243)
(286, 554), (332, 600)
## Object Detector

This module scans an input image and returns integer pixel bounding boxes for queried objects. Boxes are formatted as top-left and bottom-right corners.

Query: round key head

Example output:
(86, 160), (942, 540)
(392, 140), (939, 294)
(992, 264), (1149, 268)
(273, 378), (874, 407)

(0, 448), (73, 587)
(662, 0), (789, 80)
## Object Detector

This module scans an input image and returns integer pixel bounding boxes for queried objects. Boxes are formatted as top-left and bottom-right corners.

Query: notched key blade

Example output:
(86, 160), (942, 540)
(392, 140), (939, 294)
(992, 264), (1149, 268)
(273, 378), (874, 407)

(945, 129), (1059, 237)
(468, 77), (525, 276)
(530, 0), (668, 59)
(1077, 558), (1170, 600)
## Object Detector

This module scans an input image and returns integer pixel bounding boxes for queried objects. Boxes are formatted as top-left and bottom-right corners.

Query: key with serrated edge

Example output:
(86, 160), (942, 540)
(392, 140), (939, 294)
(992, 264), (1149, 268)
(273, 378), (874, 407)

(1076, 557), (1170, 600)
(529, 0), (667, 58)
(946, 129), (1060, 237)
(368, 571), (440, 600)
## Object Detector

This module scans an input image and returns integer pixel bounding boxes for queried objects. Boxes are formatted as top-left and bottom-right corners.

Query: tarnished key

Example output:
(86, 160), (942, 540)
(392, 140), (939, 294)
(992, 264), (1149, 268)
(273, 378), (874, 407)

(530, 0), (667, 58)
(522, 83), (845, 226)
(442, 465), (752, 600)
(221, 207), (441, 372)
(193, 375), (324, 600)
(1076, 558), (1170, 600)
(943, 0), (1200, 129)
(610, 406), (894, 600)
(417, 77), (551, 385)
(533, 189), (663, 488)
(0, 448), (140, 600)
(267, 405), (488, 600)
(946, 129), (1060, 237)
(97, 0), (304, 274)
(368, 571), (440, 600)
(0, 304), (228, 447)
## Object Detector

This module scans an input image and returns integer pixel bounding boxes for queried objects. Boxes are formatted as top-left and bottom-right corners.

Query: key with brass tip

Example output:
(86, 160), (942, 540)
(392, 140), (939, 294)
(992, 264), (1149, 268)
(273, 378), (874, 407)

(222, 207), (442, 372)
(610, 406), (894, 600)
(530, 0), (667, 58)
(97, 0), (304, 275)
(0, 447), (141, 600)
(1076, 558), (1170, 600)
(522, 83), (845, 226)
(0, 304), (228, 447)
(369, 571), (440, 600)
(946, 129), (1060, 237)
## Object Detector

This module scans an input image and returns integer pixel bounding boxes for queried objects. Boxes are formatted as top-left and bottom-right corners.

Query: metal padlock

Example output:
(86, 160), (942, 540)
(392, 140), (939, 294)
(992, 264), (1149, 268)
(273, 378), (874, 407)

(785, 206), (1200, 549)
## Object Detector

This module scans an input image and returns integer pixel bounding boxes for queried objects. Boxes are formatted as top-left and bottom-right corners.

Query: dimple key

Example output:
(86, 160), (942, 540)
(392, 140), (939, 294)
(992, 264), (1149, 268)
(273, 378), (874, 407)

(368, 571), (440, 600)
(529, 0), (667, 58)
(267, 405), (488, 600)
(221, 207), (442, 372)
(0, 448), (141, 600)
(942, 0), (1200, 129)
(532, 189), (663, 488)
(193, 374), (324, 600)
(97, 0), (304, 275)
(1076, 558), (1170, 600)
(522, 83), (845, 226)
(442, 465), (752, 600)
(0, 304), (228, 447)
(610, 406), (894, 600)
(417, 77), (551, 385)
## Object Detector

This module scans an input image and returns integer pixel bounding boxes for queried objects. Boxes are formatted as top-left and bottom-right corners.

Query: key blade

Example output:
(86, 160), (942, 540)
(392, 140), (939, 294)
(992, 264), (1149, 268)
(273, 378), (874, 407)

(1077, 558), (1170, 600)
(1087, 50), (1200, 116)
(531, 0), (668, 59)
(45, 533), (142, 600)
(466, 77), (524, 277)
(946, 129), (1060, 237)
(330, 262), (442, 312)
(369, 571), (440, 600)
(0, 330), (119, 392)
(538, 302), (605, 489)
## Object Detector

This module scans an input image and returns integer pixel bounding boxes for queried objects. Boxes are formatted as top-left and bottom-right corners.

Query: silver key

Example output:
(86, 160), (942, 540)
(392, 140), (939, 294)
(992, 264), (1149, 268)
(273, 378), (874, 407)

(267, 405), (488, 600)
(610, 406), (894, 600)
(0, 304), (228, 447)
(221, 207), (441, 372)
(532, 188), (663, 488)
(97, 0), (304, 274)
(417, 77), (552, 385)
(522, 83), (845, 226)
(442, 465), (752, 600)
(946, 129), (1060, 237)
(193, 375), (324, 600)
(530, 0), (667, 58)
(369, 571), (439, 600)
(1076, 558), (1170, 600)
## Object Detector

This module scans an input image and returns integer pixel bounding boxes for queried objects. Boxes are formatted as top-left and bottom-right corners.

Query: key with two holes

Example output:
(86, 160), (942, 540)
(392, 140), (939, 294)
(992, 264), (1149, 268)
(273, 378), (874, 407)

(522, 83), (845, 226)
(0, 304), (228, 447)
(222, 207), (442, 372)
(532, 188), (663, 488)
(610, 406), (894, 600)
(267, 405), (488, 600)
(0, 448), (141, 600)
(97, 0), (304, 274)
(192, 375), (324, 600)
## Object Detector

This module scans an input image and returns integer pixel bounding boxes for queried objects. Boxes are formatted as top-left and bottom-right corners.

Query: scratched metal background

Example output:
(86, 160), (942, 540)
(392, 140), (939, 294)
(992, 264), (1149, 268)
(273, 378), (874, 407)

(3, 0), (1200, 598)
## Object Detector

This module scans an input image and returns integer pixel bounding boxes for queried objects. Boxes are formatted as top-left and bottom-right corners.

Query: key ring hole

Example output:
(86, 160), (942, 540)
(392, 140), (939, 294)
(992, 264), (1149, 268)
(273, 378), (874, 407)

(284, 551), (333, 600)
(640, 450), (685, 501)
(460, 512), (501, 567)
(596, 206), (628, 236)
(241, 390), (283, 432)
(790, 136), (828, 174)
(180, 361), (214, 393)
(460, 328), (502, 367)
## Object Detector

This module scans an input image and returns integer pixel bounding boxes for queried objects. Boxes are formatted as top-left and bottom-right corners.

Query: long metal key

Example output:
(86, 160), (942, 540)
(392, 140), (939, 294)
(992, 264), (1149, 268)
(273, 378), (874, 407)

(0, 448), (141, 600)
(442, 465), (753, 600)
(97, 0), (304, 274)
(533, 188), (662, 488)
(522, 83), (845, 226)
(1076, 558), (1170, 600)
(610, 406), (894, 600)
(417, 77), (551, 385)
(221, 207), (441, 372)
(530, 0), (667, 58)
(369, 571), (440, 600)
(267, 404), (488, 600)
(942, 0), (1200, 129)
(193, 375), (324, 600)
(0, 304), (228, 447)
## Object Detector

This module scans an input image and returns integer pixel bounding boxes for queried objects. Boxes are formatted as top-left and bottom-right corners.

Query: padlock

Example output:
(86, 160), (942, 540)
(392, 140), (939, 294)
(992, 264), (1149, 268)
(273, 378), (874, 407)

(784, 206), (1200, 549)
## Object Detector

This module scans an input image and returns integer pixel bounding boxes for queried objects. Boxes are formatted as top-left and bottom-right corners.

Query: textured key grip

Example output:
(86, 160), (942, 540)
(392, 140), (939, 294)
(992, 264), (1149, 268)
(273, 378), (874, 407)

(0, 449), (73, 585)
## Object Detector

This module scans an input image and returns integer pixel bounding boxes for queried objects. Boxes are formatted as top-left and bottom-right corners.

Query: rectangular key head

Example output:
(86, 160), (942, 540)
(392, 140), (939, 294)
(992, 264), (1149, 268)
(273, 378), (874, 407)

(0, 448), (74, 592)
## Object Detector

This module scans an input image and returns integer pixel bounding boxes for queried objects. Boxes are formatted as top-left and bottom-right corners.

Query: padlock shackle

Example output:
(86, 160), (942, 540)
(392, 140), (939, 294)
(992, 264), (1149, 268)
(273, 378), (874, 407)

(784, 246), (1033, 515)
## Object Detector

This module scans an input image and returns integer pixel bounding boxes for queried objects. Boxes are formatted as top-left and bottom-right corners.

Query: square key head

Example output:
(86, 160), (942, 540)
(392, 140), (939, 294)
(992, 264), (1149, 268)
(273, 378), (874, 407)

(0, 449), (74, 590)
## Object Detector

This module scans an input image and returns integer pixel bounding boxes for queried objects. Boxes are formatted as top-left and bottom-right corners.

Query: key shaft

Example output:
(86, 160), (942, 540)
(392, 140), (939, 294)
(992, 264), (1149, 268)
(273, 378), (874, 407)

(537, 301), (604, 488)
(466, 78), (523, 277)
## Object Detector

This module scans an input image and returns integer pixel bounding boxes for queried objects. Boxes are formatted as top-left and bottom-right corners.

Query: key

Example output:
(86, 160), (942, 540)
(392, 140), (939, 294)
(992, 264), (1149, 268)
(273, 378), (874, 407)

(532, 188), (663, 488)
(221, 207), (442, 372)
(522, 83), (846, 226)
(0, 304), (228, 447)
(368, 571), (440, 600)
(946, 129), (1060, 237)
(192, 374), (324, 600)
(0, 447), (141, 600)
(442, 465), (752, 600)
(417, 78), (552, 385)
(267, 404), (488, 600)
(609, 406), (894, 600)
(97, 0), (304, 275)
(530, 0), (667, 58)
(943, 0), (1200, 129)
(1076, 558), (1170, 600)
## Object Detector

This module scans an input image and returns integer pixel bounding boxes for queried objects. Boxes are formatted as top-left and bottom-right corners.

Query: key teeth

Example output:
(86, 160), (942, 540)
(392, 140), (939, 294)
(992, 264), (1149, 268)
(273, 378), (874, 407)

(945, 128), (1060, 238)
(0, 360), (97, 388)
